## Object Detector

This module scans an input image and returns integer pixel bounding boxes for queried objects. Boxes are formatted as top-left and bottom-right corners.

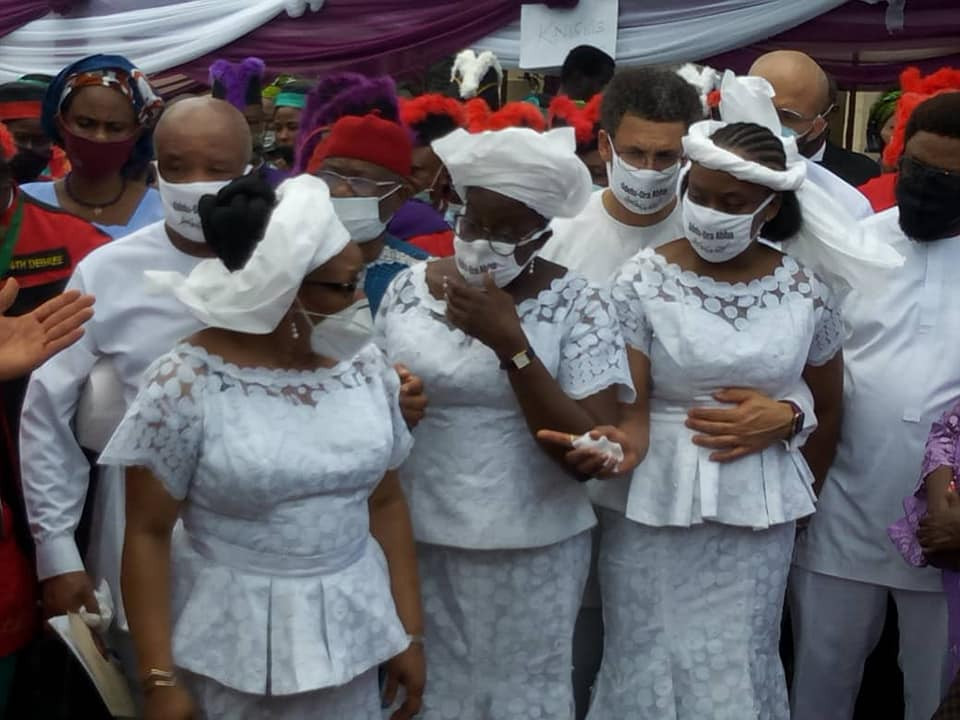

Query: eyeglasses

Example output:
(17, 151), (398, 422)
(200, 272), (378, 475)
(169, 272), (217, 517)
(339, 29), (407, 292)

(314, 169), (403, 199)
(453, 214), (547, 256)
(776, 104), (835, 136)
(302, 280), (360, 294)
(899, 155), (960, 180)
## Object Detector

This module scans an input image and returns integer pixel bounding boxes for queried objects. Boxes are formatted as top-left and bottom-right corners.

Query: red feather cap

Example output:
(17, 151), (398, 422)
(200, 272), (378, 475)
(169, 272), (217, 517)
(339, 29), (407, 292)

(464, 97), (492, 133)
(484, 101), (547, 132)
(0, 123), (15, 160)
(548, 93), (602, 146)
(399, 94), (466, 129)
(883, 66), (960, 167)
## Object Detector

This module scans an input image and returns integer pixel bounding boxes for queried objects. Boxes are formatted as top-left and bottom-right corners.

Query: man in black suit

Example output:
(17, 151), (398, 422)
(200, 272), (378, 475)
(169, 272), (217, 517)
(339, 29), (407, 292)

(750, 50), (881, 187)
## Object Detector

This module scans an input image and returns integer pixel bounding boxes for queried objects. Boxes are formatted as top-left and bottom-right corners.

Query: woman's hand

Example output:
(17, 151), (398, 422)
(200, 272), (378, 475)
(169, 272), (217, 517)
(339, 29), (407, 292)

(382, 642), (425, 720)
(919, 489), (960, 561)
(143, 685), (197, 720)
(396, 364), (428, 429)
(686, 389), (794, 462)
(443, 274), (527, 358)
(537, 426), (643, 478)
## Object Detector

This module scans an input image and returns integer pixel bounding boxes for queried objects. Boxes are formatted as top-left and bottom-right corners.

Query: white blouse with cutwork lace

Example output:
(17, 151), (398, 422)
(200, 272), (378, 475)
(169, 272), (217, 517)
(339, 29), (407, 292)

(374, 261), (635, 550)
(99, 343), (412, 696)
(592, 247), (844, 529)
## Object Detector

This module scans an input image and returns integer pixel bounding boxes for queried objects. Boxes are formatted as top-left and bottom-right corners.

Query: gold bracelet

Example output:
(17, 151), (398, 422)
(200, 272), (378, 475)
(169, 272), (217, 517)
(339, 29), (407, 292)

(142, 668), (178, 692)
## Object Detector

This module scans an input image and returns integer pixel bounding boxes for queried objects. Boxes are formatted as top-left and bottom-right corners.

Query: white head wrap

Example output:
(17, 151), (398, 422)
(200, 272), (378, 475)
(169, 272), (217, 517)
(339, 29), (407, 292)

(432, 126), (592, 220)
(683, 119), (807, 191)
(451, 49), (503, 100)
(146, 175), (350, 334)
(682, 70), (904, 304)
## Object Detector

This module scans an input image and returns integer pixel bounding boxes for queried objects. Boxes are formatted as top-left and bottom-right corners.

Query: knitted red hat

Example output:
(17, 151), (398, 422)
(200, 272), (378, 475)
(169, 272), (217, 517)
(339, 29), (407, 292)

(306, 113), (412, 177)
(883, 66), (960, 167)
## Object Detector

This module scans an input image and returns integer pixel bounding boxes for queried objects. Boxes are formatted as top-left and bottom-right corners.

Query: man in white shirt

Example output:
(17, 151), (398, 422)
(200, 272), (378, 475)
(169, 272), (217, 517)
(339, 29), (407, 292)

(791, 93), (960, 720)
(19, 96), (252, 630)
(541, 66), (702, 284)
(749, 50), (876, 220)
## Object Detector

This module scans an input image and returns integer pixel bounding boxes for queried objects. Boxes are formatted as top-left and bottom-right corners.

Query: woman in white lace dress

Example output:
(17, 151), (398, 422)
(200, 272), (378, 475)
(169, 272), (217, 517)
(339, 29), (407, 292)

(374, 127), (635, 720)
(557, 121), (846, 720)
(100, 175), (425, 720)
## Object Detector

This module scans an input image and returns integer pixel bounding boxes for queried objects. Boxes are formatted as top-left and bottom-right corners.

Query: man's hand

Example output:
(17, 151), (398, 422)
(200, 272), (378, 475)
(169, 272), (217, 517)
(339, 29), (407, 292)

(0, 279), (95, 381)
(41, 570), (99, 619)
(686, 388), (794, 462)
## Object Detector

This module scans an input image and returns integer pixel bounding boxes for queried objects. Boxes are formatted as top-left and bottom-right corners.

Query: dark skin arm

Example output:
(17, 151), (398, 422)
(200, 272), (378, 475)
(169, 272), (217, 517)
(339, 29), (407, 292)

(369, 471), (425, 720)
(123, 467), (197, 720)
(538, 348), (650, 477)
(444, 273), (618, 469)
(801, 352), (844, 495)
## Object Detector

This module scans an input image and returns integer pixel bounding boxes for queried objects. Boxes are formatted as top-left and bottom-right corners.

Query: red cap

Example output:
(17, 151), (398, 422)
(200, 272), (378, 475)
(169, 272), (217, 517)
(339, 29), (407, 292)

(307, 113), (412, 177)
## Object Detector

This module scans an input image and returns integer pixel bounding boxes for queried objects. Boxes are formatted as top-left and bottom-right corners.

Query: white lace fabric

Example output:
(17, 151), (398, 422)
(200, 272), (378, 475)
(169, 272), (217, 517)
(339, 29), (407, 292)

(598, 248), (843, 529)
(374, 262), (636, 550)
(99, 342), (412, 695)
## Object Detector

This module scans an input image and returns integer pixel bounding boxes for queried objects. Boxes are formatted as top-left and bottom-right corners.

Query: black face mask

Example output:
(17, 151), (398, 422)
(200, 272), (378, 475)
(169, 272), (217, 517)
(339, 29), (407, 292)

(9, 146), (50, 184)
(896, 156), (960, 242)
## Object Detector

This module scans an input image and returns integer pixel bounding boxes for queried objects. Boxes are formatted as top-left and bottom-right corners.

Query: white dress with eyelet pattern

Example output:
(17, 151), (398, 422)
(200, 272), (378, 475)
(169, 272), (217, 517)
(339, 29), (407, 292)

(375, 261), (635, 720)
(99, 343), (413, 718)
(586, 247), (843, 720)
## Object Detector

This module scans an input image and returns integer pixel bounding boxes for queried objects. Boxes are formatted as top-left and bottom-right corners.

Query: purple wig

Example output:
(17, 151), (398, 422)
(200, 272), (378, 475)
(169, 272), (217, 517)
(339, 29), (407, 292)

(209, 57), (265, 111)
(294, 72), (400, 174)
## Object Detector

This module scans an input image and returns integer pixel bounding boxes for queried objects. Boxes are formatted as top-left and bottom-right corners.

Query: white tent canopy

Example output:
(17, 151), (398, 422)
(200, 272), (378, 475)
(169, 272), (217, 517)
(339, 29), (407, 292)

(0, 0), (323, 82)
(473, 0), (905, 69)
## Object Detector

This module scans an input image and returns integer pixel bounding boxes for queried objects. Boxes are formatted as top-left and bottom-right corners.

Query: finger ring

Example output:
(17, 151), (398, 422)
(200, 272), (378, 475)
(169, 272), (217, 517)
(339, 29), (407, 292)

(569, 434), (577, 446)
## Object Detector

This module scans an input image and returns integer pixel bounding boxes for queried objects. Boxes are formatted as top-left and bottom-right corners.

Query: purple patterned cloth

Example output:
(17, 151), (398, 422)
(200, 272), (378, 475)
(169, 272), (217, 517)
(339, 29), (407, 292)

(889, 402), (960, 674)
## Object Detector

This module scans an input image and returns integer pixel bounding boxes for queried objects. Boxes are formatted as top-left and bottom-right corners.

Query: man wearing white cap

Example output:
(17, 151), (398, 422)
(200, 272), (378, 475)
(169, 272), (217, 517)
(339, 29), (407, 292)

(375, 125), (635, 720)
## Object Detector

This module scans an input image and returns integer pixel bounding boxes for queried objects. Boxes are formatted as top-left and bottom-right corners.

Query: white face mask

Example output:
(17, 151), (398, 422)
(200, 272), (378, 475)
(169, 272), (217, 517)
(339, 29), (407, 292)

(300, 299), (373, 361)
(157, 174), (235, 243)
(453, 228), (548, 288)
(607, 144), (680, 215)
(682, 193), (775, 263)
(443, 202), (463, 228)
(330, 196), (387, 244)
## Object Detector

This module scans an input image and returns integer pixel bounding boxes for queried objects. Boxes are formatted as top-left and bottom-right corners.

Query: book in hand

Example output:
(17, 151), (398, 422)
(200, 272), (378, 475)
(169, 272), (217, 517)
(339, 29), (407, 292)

(47, 612), (136, 718)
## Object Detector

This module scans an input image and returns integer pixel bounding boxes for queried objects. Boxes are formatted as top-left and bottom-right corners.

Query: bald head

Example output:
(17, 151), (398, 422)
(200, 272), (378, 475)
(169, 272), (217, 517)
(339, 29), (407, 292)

(750, 51), (831, 120)
(155, 96), (252, 183)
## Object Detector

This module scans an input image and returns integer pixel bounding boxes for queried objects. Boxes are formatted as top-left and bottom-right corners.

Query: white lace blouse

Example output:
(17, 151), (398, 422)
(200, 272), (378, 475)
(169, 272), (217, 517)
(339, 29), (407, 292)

(374, 262), (635, 550)
(99, 343), (412, 696)
(593, 248), (843, 529)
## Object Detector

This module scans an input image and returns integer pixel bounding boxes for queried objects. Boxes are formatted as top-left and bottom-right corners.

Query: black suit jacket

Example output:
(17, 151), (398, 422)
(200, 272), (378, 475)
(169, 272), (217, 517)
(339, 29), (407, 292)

(819, 141), (881, 187)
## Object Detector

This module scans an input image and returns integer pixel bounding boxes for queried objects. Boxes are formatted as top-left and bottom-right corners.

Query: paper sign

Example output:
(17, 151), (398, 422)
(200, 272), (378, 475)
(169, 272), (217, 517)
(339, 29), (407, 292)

(519, 0), (619, 70)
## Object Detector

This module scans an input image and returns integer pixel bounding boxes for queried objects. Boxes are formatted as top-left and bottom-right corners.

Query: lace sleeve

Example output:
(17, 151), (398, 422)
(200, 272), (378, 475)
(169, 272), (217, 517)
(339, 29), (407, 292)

(610, 259), (654, 356)
(807, 273), (844, 367)
(557, 279), (636, 403)
(98, 350), (206, 500)
(375, 349), (415, 470)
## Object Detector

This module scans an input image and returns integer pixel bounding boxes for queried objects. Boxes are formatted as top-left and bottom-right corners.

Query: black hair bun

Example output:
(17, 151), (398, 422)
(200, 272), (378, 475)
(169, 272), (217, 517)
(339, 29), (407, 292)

(199, 173), (277, 271)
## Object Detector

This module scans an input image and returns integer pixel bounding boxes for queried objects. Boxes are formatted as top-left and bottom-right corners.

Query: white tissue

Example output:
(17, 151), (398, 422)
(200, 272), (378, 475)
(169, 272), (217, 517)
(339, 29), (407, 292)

(572, 433), (625, 471)
(78, 580), (114, 634)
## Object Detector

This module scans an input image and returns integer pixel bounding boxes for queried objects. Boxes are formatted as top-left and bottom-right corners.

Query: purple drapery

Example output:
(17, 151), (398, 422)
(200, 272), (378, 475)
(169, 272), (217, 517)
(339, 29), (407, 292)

(169, 0), (561, 84)
(703, 0), (960, 87)
(0, 1), (50, 39)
